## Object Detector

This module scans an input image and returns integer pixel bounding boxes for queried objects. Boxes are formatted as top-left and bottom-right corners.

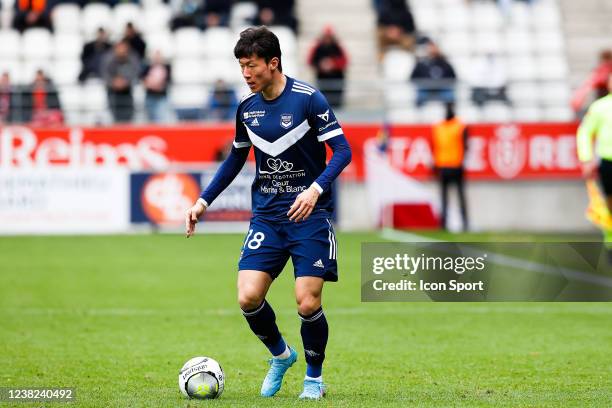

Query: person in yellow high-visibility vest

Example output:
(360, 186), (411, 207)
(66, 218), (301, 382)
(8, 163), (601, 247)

(577, 72), (612, 247)
(432, 103), (469, 231)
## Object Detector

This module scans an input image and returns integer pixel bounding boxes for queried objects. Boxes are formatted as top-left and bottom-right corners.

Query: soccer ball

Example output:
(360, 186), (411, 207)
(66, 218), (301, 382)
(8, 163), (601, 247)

(178, 356), (225, 399)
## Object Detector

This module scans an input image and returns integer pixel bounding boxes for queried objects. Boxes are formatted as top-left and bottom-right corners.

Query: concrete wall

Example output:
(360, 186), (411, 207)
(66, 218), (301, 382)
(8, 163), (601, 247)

(338, 180), (595, 232)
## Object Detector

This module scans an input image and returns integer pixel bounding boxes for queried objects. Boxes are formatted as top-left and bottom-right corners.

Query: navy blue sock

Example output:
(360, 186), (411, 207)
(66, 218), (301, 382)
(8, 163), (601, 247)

(299, 306), (328, 378)
(242, 300), (287, 356)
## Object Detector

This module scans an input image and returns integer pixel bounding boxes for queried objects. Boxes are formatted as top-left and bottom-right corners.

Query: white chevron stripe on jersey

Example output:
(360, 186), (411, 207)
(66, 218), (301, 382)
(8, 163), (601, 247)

(293, 82), (315, 92)
(244, 119), (311, 157)
(291, 88), (313, 96)
(317, 128), (343, 142)
(233, 140), (252, 148)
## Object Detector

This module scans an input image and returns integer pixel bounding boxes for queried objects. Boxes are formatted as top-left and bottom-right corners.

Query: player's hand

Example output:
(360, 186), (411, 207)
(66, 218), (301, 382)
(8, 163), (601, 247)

(581, 161), (598, 179)
(185, 200), (207, 238)
(287, 186), (320, 222)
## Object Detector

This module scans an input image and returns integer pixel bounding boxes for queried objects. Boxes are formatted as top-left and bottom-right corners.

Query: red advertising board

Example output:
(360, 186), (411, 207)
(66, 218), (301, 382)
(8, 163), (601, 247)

(0, 122), (581, 180)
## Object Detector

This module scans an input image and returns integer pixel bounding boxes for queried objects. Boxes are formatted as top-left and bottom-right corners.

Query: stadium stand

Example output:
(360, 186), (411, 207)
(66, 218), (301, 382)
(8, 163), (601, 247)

(0, 0), (604, 125)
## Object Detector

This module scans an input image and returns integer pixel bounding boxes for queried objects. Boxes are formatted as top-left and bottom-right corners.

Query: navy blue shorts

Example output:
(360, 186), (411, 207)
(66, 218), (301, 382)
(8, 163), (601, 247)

(238, 216), (338, 281)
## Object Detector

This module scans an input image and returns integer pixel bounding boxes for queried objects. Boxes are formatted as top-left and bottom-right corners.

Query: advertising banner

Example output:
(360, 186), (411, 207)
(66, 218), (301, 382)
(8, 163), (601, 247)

(0, 168), (129, 234)
(0, 123), (581, 181)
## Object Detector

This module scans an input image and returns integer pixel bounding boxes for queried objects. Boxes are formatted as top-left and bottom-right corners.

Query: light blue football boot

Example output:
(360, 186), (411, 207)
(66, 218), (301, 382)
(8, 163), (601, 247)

(298, 378), (326, 400)
(260, 347), (298, 397)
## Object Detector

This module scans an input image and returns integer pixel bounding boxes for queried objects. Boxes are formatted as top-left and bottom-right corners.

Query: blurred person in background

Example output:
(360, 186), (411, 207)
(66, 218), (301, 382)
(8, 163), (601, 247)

(572, 49), (612, 115)
(411, 41), (456, 107)
(22, 69), (63, 126)
(432, 103), (469, 231)
(123, 22), (146, 60)
(201, 0), (232, 28)
(102, 40), (141, 123)
(12, 0), (52, 32)
(577, 72), (612, 253)
(170, 0), (205, 30)
(375, 0), (416, 59)
(307, 26), (348, 109)
(79, 27), (113, 83)
(252, 0), (298, 32)
(142, 50), (172, 123)
(470, 51), (511, 107)
(0, 72), (18, 124)
(206, 79), (238, 121)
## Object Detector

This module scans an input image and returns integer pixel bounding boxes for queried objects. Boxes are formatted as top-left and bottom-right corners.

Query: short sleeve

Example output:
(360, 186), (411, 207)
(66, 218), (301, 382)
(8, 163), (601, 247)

(308, 91), (344, 142)
(233, 105), (252, 149)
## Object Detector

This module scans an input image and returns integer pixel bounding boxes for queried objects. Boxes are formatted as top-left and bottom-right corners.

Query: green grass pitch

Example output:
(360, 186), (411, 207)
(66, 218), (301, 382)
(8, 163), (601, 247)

(1, 232), (611, 407)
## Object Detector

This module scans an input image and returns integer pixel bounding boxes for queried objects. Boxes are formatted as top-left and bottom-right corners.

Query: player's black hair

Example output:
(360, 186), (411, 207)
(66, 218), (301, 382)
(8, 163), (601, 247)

(234, 26), (283, 72)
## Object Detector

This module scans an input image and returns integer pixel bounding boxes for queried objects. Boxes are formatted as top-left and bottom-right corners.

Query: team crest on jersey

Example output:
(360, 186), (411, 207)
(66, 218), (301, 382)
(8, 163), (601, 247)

(280, 114), (293, 129)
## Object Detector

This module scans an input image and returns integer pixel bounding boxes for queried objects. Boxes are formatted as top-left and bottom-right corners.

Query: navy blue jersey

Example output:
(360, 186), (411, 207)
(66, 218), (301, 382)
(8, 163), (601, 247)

(234, 76), (343, 220)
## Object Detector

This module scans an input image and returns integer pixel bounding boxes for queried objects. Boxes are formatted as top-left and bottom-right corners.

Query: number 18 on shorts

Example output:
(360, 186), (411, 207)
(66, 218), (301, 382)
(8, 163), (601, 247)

(238, 216), (338, 282)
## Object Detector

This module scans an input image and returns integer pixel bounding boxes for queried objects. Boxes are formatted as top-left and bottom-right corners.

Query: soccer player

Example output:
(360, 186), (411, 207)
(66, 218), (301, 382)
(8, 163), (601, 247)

(185, 26), (352, 400)
(577, 72), (612, 251)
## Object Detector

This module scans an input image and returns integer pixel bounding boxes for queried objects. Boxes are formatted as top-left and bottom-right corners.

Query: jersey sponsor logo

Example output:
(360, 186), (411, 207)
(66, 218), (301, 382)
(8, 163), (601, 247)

(317, 110), (330, 122)
(259, 158), (304, 174)
(280, 114), (293, 129)
(243, 110), (265, 119)
(318, 120), (338, 132)
(250, 118), (260, 126)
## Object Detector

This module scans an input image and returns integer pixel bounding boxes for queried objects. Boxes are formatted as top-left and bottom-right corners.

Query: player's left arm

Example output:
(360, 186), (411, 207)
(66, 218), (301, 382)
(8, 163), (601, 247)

(288, 91), (352, 222)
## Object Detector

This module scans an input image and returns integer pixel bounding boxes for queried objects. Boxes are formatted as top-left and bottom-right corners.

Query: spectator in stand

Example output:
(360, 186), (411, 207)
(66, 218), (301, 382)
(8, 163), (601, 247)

(170, 0), (205, 31)
(252, 0), (298, 32)
(432, 103), (469, 231)
(22, 69), (63, 126)
(207, 79), (238, 121)
(376, 0), (416, 59)
(102, 40), (141, 123)
(572, 49), (612, 114)
(307, 26), (348, 108)
(142, 50), (172, 123)
(123, 22), (146, 60)
(0, 72), (18, 124)
(12, 0), (53, 32)
(79, 28), (113, 83)
(469, 52), (511, 107)
(201, 0), (232, 28)
(410, 41), (456, 107)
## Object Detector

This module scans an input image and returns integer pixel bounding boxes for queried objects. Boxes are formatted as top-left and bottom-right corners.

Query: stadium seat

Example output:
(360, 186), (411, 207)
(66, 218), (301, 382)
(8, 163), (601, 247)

(383, 83), (414, 106)
(202, 27), (235, 58)
(505, 31), (533, 55)
(513, 106), (542, 122)
(230, 2), (257, 30)
(442, 6), (469, 31)
(0, 59), (21, 84)
(145, 31), (175, 60)
(143, 5), (172, 35)
(58, 85), (82, 123)
(388, 108), (417, 124)
(382, 49), (415, 82)
(112, 3), (143, 37)
(53, 34), (83, 60)
(531, 2), (562, 29)
(202, 59), (242, 84)
(22, 29), (52, 60)
(53, 59), (81, 86)
(268, 26), (297, 57)
(536, 56), (569, 81)
(174, 28), (205, 58)
(52, 4), (81, 34)
(440, 32), (472, 58)
(508, 56), (537, 81)
(172, 58), (206, 84)
(81, 81), (109, 114)
(456, 104), (481, 123)
(474, 31), (503, 55)
(482, 102), (512, 123)
(418, 103), (446, 124)
(169, 85), (209, 119)
(543, 106), (574, 122)
(539, 82), (571, 105)
(507, 82), (539, 105)
(82, 3), (112, 40)
(411, 6), (439, 33)
(534, 31), (565, 55)
(20, 60), (50, 84)
(509, 2), (531, 29)
(0, 30), (21, 59)
(470, 2), (503, 31)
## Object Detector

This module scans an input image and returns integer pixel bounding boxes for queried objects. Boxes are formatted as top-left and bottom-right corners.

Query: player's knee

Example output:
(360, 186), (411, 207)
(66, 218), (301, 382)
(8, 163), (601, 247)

(238, 290), (264, 311)
(296, 295), (321, 316)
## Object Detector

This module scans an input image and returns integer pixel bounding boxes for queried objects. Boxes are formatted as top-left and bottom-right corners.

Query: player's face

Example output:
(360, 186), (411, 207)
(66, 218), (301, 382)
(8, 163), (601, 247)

(239, 55), (278, 93)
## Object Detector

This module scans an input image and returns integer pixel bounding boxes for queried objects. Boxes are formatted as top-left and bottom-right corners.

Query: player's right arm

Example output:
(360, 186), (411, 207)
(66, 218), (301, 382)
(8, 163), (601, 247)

(577, 104), (601, 178)
(185, 107), (252, 237)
